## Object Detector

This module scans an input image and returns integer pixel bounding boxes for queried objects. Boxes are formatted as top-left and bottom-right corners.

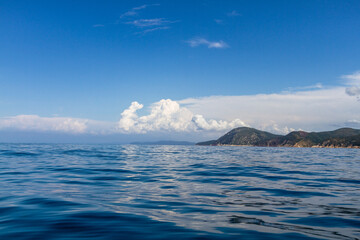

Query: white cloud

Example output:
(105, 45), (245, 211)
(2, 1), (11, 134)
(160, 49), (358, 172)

(119, 4), (176, 34)
(120, 4), (159, 18)
(342, 71), (360, 85)
(2, 71), (360, 138)
(92, 24), (104, 28)
(0, 115), (118, 135)
(343, 71), (360, 98)
(348, 119), (360, 124)
(192, 115), (248, 131)
(180, 85), (360, 134)
(126, 18), (173, 27)
(118, 101), (144, 131)
(124, 17), (177, 34)
(138, 26), (169, 34)
(117, 99), (247, 133)
(285, 83), (323, 92)
(345, 86), (360, 96)
(187, 38), (228, 49)
(0, 115), (88, 133)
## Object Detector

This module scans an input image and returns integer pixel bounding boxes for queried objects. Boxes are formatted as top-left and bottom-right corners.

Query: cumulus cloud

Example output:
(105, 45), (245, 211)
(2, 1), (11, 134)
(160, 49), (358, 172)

(192, 115), (248, 131)
(118, 101), (144, 131)
(187, 38), (228, 49)
(0, 115), (88, 133)
(117, 99), (247, 133)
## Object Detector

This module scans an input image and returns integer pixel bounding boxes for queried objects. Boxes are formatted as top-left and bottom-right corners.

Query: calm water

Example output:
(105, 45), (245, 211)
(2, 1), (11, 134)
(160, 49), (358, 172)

(0, 144), (359, 240)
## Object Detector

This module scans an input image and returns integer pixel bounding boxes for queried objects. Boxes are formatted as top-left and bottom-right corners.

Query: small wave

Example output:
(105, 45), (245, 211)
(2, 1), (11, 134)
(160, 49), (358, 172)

(234, 186), (334, 197)
(0, 150), (40, 157)
(21, 197), (86, 209)
(229, 215), (355, 240)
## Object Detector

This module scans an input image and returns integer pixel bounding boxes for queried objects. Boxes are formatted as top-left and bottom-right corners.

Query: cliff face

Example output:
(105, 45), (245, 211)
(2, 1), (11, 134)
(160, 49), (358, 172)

(196, 127), (360, 148)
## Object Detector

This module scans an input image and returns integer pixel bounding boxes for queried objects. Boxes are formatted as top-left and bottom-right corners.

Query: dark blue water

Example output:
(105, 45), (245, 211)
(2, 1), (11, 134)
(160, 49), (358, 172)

(0, 144), (359, 239)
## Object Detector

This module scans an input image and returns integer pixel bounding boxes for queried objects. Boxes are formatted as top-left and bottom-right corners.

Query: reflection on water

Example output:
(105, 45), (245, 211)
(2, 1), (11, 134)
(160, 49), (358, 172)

(0, 144), (359, 239)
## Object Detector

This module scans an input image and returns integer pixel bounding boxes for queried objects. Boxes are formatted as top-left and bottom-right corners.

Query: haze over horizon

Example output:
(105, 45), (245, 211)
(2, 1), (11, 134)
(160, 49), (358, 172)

(1, 0), (360, 143)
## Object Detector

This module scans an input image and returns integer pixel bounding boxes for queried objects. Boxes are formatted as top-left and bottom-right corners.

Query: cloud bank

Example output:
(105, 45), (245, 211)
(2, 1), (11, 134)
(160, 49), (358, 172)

(0, 115), (88, 133)
(1, 71), (360, 139)
(180, 86), (360, 133)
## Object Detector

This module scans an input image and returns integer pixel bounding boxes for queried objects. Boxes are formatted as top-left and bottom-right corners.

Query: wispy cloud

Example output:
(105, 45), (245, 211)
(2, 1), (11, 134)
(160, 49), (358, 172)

(92, 24), (104, 28)
(285, 83), (323, 92)
(126, 18), (173, 27)
(118, 4), (176, 34)
(120, 4), (159, 18)
(126, 18), (177, 34)
(342, 71), (360, 85)
(137, 26), (170, 35)
(227, 10), (241, 17)
(187, 37), (228, 49)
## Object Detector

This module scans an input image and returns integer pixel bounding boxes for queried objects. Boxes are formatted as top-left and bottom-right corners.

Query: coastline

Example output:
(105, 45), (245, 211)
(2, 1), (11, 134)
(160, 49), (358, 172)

(197, 144), (360, 149)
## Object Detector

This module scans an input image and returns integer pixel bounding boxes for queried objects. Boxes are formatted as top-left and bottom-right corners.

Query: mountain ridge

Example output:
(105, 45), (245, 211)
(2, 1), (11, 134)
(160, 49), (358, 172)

(196, 127), (360, 148)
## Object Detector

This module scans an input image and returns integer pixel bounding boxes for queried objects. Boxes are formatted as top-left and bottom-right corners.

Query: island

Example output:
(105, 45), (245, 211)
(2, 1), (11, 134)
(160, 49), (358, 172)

(196, 127), (360, 148)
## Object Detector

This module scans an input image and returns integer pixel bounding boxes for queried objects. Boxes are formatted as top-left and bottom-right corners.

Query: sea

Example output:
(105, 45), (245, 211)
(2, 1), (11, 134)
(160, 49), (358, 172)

(0, 144), (359, 240)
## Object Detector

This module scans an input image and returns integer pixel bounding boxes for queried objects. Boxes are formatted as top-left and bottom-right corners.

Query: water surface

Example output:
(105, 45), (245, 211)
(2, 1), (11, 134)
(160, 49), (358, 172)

(0, 144), (359, 239)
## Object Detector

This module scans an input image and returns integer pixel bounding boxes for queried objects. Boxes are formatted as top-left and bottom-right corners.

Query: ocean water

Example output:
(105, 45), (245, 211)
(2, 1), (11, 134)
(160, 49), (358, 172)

(0, 144), (359, 240)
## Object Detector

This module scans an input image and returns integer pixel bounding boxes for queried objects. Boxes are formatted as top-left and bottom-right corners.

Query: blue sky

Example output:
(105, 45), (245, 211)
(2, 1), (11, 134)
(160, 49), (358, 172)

(1, 0), (360, 142)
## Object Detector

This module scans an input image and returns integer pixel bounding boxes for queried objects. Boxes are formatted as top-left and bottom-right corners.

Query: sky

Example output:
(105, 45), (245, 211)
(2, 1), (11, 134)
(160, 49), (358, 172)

(0, 0), (360, 143)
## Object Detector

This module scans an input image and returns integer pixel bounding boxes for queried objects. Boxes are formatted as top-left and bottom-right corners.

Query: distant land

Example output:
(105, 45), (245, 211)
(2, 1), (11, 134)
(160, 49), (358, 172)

(131, 140), (195, 145)
(197, 127), (360, 149)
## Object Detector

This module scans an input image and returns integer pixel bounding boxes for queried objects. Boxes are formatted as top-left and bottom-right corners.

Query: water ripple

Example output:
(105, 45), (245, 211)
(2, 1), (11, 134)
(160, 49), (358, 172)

(0, 144), (359, 239)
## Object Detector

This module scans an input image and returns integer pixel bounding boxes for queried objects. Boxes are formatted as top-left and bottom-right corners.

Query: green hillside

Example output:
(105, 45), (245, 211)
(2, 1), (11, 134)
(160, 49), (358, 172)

(196, 127), (360, 148)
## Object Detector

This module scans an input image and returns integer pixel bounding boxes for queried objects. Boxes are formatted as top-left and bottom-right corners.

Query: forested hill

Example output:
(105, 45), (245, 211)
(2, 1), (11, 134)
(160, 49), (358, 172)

(196, 127), (360, 148)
